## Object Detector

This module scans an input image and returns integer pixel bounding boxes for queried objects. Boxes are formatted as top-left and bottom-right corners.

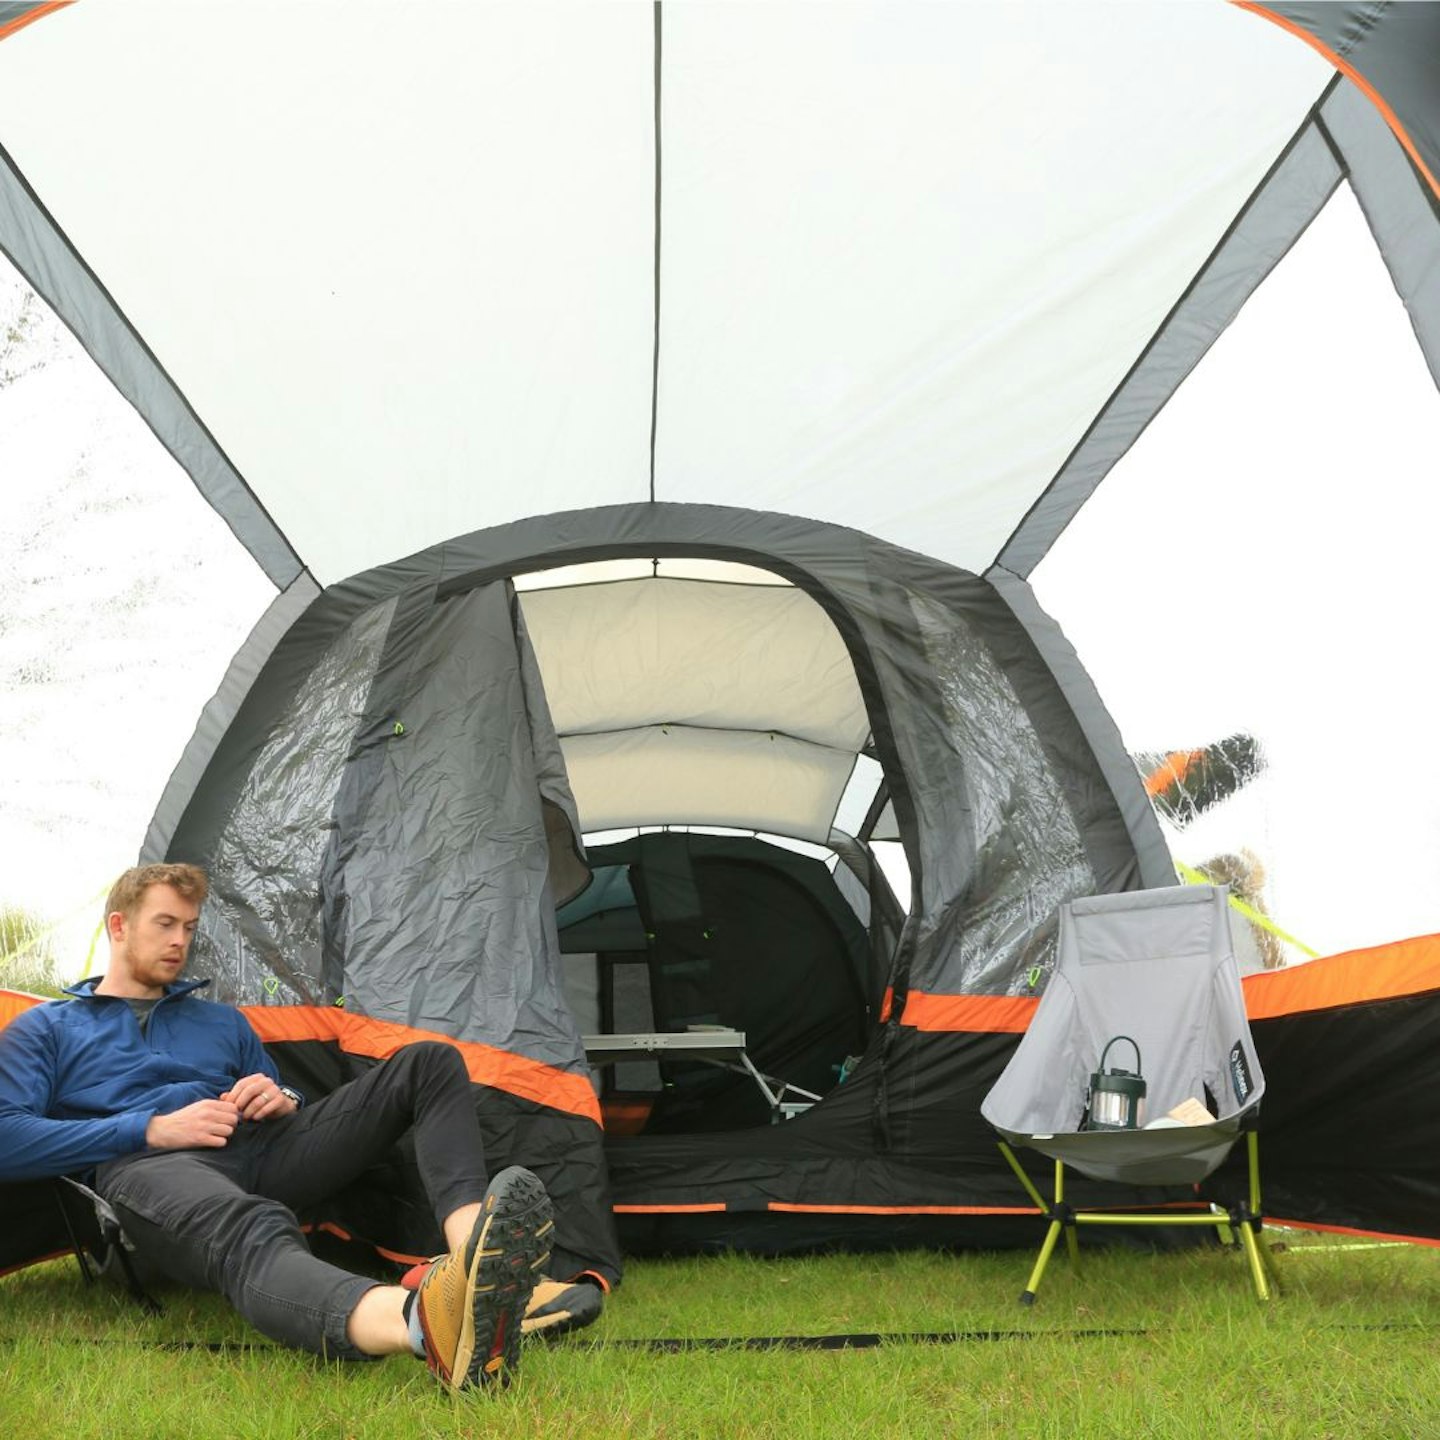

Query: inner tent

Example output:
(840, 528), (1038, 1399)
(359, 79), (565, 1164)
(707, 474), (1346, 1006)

(520, 558), (894, 1137)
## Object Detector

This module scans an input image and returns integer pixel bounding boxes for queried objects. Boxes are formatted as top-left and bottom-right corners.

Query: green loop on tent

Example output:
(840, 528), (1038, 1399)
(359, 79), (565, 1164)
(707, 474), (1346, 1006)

(333, 995), (346, 1007)
(1175, 860), (1318, 958)
(1026, 966), (1041, 990)
(262, 976), (280, 997)
(392, 721), (405, 737)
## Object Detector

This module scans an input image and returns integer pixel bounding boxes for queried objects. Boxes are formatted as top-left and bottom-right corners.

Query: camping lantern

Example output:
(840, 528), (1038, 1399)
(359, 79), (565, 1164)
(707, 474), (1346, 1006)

(1086, 1036), (1146, 1130)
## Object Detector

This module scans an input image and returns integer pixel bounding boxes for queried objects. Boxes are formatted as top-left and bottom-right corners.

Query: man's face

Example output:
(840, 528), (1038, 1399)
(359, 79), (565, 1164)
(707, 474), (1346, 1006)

(109, 883), (202, 996)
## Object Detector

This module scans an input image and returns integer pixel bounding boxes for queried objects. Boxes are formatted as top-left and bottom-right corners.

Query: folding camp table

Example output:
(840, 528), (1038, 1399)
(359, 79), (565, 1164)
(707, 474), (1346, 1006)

(583, 1031), (823, 1119)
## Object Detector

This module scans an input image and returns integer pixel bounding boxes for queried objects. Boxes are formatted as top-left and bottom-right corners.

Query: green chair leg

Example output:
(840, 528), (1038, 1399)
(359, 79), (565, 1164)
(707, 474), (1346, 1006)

(1237, 1217), (1272, 1302)
(1255, 1224), (1282, 1293)
(1022, 1216), (1065, 1305)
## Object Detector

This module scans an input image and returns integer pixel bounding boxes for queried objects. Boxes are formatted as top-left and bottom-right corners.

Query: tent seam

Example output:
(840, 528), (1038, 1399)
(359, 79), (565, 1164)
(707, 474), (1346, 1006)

(648, 1), (663, 504)
(994, 75), (1345, 578)
(0, 141), (304, 589)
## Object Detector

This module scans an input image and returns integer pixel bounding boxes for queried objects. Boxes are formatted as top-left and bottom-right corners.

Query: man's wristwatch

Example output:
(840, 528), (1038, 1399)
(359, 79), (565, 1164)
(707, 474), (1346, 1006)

(277, 1085), (305, 1109)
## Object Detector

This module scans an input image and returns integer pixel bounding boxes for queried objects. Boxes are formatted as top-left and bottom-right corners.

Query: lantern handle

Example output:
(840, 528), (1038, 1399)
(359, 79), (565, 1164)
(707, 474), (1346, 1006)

(1099, 1034), (1142, 1075)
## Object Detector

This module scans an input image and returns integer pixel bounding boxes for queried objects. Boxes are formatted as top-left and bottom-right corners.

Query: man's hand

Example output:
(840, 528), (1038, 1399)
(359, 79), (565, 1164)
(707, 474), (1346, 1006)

(220, 1073), (299, 1123)
(145, 1098), (240, 1151)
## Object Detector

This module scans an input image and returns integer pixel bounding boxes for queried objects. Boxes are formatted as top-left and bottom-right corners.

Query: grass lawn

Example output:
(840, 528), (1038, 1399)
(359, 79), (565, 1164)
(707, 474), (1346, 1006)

(2, 1232), (1438, 1439)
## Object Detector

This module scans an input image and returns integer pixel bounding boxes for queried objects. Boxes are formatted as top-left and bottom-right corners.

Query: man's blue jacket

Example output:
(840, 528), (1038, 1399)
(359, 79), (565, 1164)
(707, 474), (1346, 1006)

(0, 978), (280, 1183)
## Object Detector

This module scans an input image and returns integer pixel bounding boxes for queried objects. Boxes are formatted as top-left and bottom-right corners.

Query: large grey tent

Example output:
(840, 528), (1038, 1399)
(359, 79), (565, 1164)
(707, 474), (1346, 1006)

(4, 1), (1440, 1280)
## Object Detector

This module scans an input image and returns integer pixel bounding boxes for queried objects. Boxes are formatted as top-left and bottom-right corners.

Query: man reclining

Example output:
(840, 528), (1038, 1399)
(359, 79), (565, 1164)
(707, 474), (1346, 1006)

(0, 863), (600, 1392)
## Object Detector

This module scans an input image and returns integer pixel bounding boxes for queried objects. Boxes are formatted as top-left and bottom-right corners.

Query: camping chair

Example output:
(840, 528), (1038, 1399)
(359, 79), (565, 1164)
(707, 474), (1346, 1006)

(980, 885), (1278, 1304)
(51, 1175), (163, 1314)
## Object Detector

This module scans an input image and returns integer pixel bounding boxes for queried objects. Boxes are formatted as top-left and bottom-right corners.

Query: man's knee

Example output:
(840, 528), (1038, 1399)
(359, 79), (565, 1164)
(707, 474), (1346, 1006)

(112, 1184), (305, 1292)
(394, 1040), (469, 1085)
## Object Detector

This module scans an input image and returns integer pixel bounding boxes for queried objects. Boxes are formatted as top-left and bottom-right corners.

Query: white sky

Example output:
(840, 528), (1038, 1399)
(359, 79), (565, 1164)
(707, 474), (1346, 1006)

(0, 279), (273, 970)
(1033, 184), (1440, 958)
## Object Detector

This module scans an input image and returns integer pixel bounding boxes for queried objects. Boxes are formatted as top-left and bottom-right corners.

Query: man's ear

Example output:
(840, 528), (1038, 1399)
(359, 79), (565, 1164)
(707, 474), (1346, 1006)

(106, 910), (127, 945)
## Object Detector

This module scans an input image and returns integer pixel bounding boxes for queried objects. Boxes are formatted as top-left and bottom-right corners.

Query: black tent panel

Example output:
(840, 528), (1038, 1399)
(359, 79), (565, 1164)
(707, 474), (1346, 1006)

(565, 833), (872, 1135)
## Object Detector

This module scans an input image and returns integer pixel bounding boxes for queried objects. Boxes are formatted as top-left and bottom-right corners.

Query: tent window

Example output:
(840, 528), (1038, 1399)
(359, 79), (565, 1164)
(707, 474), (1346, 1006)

(907, 591), (1094, 992)
(193, 596), (398, 1004)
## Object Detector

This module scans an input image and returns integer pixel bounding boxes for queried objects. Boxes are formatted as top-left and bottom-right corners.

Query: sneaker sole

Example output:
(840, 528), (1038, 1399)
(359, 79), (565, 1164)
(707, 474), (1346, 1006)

(454, 1167), (554, 1391)
(521, 1283), (604, 1340)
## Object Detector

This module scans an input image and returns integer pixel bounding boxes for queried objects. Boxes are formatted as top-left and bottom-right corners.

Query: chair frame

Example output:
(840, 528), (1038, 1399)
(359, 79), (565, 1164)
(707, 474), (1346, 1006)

(997, 1130), (1281, 1304)
(52, 1175), (163, 1314)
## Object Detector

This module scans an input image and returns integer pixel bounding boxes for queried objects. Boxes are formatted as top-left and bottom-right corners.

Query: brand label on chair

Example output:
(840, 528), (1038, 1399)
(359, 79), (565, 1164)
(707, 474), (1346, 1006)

(1229, 1042), (1254, 1104)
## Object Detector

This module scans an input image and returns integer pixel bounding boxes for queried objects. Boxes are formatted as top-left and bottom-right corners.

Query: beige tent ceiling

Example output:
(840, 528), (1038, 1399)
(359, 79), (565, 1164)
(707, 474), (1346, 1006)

(520, 575), (869, 840)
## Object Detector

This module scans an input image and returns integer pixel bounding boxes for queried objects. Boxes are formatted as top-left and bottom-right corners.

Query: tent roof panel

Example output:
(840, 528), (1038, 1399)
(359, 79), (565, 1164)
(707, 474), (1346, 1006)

(656, 4), (1330, 571)
(0, 2), (1330, 587)
(0, 1), (658, 582)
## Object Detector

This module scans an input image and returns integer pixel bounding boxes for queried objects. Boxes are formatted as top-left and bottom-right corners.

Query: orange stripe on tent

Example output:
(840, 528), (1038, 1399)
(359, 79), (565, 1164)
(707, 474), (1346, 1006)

(1, 1249), (69, 1278)
(309, 1221), (430, 1267)
(767, 1202), (1040, 1216)
(890, 936), (1440, 1034)
(240, 1005), (601, 1126)
(612, 1203), (727, 1214)
(1243, 933), (1440, 1020)
(898, 991), (1038, 1034)
(770, 1200), (1211, 1217)
(1232, 0), (1440, 204)
(0, 989), (45, 1030)
(1265, 1217), (1440, 1251)
(0, 0), (73, 46)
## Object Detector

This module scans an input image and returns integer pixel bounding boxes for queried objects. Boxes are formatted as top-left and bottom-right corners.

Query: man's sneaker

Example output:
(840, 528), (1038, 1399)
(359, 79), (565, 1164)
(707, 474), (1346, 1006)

(403, 1260), (605, 1344)
(415, 1166), (553, 1392)
(522, 1277), (604, 1339)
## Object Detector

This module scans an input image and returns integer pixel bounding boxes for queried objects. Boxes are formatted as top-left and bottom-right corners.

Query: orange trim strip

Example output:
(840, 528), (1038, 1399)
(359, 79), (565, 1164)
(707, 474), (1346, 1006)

(310, 1220), (430, 1267)
(0, 0), (74, 46)
(0, 1249), (70, 1278)
(1242, 934), (1440, 1020)
(0, 989), (44, 1030)
(1267, 1216), (1440, 1251)
(895, 935), (1440, 1034)
(768, 1202), (1040, 1216)
(768, 1200), (1210, 1217)
(601, 1101), (655, 1121)
(1232, 1), (1440, 204)
(240, 1005), (601, 1126)
(612, 1203), (728, 1214)
(898, 991), (1038, 1034)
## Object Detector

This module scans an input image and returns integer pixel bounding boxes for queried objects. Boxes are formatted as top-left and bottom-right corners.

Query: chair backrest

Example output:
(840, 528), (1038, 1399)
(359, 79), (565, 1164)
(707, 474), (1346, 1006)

(982, 885), (1264, 1138)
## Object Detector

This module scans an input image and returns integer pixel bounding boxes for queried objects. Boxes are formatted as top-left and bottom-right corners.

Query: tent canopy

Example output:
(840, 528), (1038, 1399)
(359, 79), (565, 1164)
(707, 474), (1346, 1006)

(0, 1), (1339, 590)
